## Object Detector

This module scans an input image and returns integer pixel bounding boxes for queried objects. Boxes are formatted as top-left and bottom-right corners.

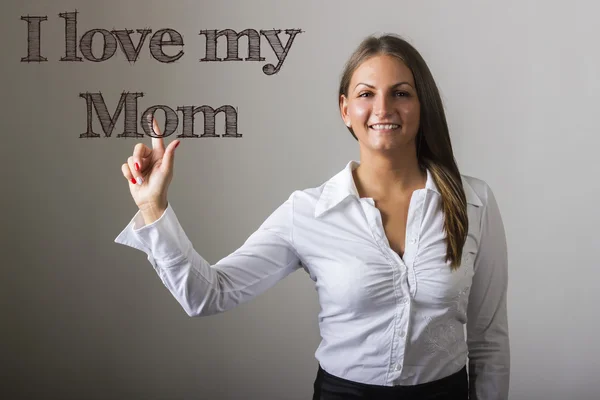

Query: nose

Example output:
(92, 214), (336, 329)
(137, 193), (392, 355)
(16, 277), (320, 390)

(373, 93), (393, 118)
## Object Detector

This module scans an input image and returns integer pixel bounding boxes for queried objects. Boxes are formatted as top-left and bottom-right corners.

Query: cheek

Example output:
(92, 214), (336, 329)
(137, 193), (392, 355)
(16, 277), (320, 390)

(401, 101), (420, 124)
(348, 102), (370, 122)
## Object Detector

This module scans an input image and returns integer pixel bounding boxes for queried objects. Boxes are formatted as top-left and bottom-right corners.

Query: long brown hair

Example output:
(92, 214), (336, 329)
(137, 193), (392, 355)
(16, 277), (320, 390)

(338, 34), (468, 270)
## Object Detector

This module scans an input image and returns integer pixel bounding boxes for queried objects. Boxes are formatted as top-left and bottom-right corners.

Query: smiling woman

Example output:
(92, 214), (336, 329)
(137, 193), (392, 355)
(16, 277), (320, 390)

(340, 55), (421, 154)
(115, 33), (509, 400)
(338, 35), (468, 270)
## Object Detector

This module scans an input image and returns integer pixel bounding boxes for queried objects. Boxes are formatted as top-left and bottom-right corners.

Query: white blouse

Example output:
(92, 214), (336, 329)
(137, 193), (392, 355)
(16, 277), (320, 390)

(115, 160), (510, 399)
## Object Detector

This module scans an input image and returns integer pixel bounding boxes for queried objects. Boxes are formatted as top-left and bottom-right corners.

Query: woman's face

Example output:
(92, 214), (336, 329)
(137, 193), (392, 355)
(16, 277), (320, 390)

(340, 54), (421, 153)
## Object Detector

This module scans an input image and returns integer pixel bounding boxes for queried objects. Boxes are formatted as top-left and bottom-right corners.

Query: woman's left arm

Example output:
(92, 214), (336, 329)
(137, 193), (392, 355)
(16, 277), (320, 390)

(466, 183), (510, 400)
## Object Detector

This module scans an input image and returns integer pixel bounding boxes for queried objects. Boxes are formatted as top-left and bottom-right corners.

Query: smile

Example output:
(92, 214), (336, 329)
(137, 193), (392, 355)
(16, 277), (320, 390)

(369, 124), (400, 130)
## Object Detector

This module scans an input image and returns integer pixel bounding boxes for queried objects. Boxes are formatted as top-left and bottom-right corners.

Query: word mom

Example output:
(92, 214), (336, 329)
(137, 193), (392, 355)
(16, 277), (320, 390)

(79, 92), (239, 139)
(21, 11), (303, 75)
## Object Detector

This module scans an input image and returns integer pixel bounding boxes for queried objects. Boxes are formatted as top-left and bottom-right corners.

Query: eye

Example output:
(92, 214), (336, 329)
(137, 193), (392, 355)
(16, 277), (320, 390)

(395, 91), (410, 97)
(358, 91), (372, 98)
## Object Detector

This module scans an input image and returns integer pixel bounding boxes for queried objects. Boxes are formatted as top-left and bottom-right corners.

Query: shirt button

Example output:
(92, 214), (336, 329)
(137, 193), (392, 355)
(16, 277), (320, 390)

(399, 331), (406, 338)
(410, 238), (417, 244)
(401, 298), (408, 304)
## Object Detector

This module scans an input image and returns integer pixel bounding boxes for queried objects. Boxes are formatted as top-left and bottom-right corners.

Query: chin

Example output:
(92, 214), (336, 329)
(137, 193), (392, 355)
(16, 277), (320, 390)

(363, 142), (399, 153)
(357, 129), (415, 150)
(365, 137), (416, 153)
(370, 135), (403, 147)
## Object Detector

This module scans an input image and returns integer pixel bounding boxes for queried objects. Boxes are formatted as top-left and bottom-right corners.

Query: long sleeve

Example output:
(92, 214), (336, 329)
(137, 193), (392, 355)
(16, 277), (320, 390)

(466, 184), (510, 400)
(114, 193), (302, 317)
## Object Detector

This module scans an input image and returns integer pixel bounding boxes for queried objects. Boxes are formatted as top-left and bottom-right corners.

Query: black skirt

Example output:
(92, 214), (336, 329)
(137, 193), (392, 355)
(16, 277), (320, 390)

(313, 364), (468, 400)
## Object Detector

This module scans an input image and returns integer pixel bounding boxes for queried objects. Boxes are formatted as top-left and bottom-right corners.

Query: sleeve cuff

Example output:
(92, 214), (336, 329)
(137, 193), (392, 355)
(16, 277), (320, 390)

(114, 203), (192, 265)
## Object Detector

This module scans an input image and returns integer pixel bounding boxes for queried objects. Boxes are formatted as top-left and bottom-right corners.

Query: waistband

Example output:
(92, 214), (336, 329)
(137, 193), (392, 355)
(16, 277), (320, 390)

(313, 365), (468, 400)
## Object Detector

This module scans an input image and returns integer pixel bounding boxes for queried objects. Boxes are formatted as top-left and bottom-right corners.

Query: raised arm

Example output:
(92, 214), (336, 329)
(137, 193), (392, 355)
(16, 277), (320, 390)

(115, 195), (301, 316)
(116, 116), (301, 316)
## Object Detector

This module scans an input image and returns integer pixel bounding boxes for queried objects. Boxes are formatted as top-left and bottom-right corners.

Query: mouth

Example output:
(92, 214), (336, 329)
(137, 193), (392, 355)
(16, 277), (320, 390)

(369, 123), (401, 131)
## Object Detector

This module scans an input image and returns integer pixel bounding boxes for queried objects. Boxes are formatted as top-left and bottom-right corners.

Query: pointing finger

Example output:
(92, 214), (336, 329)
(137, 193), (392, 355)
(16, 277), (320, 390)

(162, 139), (180, 172)
(150, 116), (165, 152)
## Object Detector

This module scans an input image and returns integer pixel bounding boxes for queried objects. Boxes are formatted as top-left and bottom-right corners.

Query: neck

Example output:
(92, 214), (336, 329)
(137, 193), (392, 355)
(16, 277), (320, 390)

(353, 147), (426, 200)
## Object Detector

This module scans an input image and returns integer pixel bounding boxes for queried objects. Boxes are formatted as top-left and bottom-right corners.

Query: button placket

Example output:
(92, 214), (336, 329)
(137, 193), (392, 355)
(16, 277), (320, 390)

(364, 196), (414, 378)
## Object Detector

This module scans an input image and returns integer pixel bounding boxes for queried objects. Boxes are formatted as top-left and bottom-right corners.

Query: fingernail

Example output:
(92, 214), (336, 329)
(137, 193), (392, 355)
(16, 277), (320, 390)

(175, 141), (180, 148)
(137, 176), (144, 185)
(135, 162), (140, 171)
(131, 178), (136, 184)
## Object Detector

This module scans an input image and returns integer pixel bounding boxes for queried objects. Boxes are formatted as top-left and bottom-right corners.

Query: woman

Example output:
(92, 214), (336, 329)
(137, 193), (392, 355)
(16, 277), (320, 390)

(116, 34), (510, 400)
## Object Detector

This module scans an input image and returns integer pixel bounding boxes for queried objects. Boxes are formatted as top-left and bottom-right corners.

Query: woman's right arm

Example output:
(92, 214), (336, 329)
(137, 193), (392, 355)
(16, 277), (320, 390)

(115, 195), (301, 317)
(116, 117), (302, 316)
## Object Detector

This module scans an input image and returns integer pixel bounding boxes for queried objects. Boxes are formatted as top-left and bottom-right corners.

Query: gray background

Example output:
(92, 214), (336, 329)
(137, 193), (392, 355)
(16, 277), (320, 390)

(3, 0), (599, 399)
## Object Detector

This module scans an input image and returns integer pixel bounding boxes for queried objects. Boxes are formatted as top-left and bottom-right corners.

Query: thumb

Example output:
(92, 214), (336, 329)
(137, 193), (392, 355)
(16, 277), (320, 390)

(162, 140), (180, 172)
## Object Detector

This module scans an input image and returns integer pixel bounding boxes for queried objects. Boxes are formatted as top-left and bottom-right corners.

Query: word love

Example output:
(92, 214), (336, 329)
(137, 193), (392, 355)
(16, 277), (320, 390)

(21, 11), (303, 75)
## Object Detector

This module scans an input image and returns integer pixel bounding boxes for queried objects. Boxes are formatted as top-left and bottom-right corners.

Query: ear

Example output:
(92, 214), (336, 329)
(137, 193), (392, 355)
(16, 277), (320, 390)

(339, 94), (351, 127)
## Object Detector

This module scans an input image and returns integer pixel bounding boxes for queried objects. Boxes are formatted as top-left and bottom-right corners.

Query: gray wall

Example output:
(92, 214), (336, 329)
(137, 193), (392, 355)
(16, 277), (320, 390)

(3, 0), (599, 399)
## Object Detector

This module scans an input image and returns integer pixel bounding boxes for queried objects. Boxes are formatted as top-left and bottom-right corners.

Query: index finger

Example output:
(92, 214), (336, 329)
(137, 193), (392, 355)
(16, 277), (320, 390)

(149, 116), (165, 151)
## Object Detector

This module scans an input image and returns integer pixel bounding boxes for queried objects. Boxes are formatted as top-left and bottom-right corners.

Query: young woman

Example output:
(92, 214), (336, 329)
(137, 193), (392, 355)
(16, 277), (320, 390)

(116, 34), (510, 400)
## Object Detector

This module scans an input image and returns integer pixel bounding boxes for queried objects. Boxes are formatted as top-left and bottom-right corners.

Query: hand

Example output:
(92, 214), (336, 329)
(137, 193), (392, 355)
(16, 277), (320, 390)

(121, 116), (181, 223)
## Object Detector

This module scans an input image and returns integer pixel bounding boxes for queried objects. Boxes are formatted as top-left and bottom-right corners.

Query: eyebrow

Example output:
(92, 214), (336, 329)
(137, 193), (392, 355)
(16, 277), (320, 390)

(354, 82), (413, 90)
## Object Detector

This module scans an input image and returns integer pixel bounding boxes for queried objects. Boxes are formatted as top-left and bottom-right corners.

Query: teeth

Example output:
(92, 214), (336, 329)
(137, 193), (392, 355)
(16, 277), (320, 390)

(371, 124), (400, 130)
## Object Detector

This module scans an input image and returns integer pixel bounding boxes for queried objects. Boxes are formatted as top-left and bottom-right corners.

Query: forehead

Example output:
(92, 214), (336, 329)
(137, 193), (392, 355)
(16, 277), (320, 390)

(350, 54), (415, 86)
